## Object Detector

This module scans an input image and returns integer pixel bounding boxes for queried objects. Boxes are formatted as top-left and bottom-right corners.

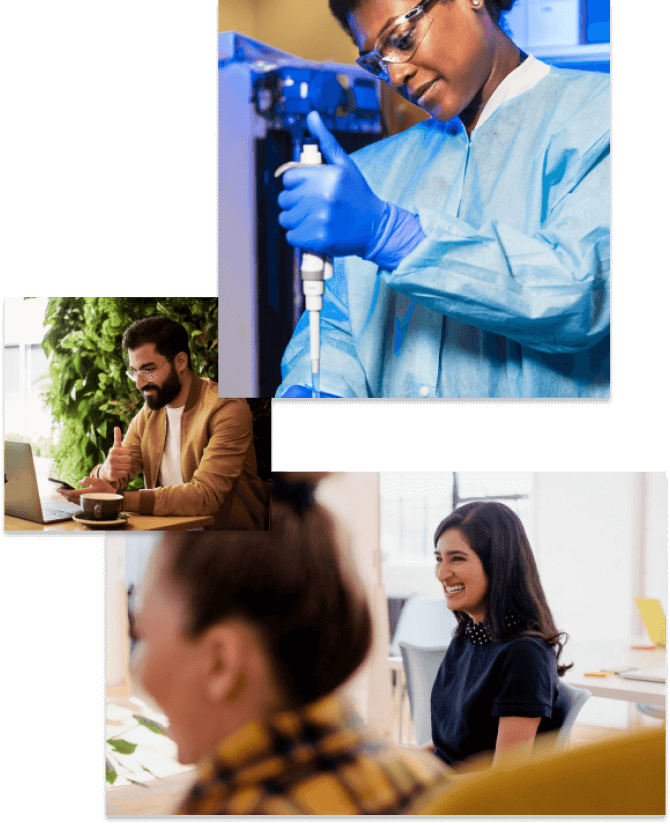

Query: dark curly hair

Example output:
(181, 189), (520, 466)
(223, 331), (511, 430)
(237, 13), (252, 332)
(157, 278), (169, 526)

(434, 501), (572, 676)
(329, 0), (519, 39)
(122, 316), (192, 369)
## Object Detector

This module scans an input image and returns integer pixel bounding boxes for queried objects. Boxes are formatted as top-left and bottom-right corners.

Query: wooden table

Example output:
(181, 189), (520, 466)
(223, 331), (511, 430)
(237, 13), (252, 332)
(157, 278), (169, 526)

(5, 512), (215, 531)
(107, 770), (197, 816)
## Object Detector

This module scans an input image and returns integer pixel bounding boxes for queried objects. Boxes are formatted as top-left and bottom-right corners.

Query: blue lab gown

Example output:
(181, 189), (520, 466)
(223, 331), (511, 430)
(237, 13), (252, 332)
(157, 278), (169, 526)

(277, 64), (610, 398)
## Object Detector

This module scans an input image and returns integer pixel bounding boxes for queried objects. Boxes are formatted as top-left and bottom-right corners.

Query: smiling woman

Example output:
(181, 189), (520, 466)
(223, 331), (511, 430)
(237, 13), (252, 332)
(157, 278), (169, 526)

(277, 0), (610, 398)
(434, 502), (572, 676)
(430, 501), (571, 768)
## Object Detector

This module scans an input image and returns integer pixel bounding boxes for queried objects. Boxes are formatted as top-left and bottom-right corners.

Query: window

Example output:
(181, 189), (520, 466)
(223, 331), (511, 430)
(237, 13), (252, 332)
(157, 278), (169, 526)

(380, 472), (533, 566)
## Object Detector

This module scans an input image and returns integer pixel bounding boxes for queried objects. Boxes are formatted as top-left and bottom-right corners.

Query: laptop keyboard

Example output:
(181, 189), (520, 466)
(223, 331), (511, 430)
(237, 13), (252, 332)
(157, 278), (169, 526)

(42, 502), (80, 520)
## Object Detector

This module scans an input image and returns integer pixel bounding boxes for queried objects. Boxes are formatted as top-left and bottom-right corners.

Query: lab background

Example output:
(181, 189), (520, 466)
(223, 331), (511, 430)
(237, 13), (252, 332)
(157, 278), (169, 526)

(106, 471), (665, 812)
(219, 1), (610, 396)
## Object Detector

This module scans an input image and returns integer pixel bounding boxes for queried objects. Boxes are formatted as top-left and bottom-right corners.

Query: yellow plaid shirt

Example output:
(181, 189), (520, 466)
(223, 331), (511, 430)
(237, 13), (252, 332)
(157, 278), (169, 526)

(176, 694), (451, 815)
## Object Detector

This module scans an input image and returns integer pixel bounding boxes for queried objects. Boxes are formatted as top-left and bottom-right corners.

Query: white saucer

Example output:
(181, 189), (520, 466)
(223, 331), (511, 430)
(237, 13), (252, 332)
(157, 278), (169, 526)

(72, 511), (130, 529)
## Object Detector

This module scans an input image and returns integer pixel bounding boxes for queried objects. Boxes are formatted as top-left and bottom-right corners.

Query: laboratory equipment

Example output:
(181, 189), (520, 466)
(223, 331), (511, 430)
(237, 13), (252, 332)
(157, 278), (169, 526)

(505, 0), (610, 73)
(218, 32), (382, 396)
(275, 143), (333, 398)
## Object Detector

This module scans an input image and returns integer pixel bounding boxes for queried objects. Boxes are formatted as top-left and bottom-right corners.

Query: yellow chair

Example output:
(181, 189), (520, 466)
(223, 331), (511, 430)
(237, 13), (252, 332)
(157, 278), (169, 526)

(410, 726), (665, 815)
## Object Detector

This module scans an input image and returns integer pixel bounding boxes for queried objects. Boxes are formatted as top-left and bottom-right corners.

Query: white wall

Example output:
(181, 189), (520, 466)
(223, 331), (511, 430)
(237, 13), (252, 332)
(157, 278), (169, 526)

(317, 473), (392, 738)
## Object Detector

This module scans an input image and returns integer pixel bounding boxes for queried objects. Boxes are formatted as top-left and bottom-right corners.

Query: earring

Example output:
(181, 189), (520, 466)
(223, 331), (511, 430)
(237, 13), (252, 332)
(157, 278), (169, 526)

(473, 0), (481, 6)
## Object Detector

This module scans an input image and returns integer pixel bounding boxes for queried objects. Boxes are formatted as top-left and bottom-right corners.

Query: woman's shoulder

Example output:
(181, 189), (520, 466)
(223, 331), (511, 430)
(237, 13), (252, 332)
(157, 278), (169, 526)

(496, 634), (556, 663)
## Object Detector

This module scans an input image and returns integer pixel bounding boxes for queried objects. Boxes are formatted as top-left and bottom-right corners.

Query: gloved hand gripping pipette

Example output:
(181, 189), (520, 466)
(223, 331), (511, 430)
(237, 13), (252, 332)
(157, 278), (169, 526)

(276, 111), (427, 398)
(275, 143), (333, 399)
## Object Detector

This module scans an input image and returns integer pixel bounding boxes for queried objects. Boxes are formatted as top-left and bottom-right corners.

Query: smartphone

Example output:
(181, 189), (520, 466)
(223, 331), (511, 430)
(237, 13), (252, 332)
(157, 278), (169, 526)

(48, 477), (75, 490)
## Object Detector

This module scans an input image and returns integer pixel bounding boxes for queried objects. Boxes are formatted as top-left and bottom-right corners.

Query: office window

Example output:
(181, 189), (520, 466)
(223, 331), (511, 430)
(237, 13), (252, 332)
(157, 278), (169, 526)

(3, 298), (52, 446)
(380, 472), (533, 566)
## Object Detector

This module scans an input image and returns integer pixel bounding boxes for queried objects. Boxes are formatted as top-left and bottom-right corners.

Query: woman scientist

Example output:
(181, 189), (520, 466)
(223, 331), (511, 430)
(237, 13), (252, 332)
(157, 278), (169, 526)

(131, 475), (449, 815)
(277, 0), (609, 398)
(430, 501), (571, 767)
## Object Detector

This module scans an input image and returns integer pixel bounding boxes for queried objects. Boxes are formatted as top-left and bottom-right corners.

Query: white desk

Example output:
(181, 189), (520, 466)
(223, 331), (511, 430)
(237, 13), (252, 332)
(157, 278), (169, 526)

(563, 639), (665, 706)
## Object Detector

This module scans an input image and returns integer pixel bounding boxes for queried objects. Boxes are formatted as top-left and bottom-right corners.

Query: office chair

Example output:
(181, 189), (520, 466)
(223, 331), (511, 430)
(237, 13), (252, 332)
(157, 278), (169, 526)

(555, 680), (591, 748)
(393, 596), (455, 744)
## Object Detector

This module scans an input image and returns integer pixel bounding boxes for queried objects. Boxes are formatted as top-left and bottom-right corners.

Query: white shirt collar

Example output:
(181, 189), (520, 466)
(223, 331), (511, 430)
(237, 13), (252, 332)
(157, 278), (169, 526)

(474, 53), (550, 131)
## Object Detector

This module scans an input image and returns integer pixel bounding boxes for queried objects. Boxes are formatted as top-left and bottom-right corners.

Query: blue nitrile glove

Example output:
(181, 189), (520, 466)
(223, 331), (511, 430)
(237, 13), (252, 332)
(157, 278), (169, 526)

(277, 111), (425, 270)
(281, 385), (340, 398)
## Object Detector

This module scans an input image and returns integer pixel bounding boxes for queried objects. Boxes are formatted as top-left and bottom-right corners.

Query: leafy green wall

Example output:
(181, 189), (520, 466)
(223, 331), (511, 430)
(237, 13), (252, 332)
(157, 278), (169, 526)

(41, 297), (270, 486)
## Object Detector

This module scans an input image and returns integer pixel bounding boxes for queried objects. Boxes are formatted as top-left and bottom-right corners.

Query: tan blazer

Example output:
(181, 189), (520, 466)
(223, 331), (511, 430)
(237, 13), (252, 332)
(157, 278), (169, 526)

(92, 377), (267, 529)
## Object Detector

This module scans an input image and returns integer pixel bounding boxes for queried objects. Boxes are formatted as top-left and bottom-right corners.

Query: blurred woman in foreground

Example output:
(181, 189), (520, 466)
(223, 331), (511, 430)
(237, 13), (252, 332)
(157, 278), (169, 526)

(132, 475), (449, 815)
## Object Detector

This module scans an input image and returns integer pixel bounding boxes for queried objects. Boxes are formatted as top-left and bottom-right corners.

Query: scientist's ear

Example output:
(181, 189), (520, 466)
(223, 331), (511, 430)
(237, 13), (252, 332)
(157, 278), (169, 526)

(202, 620), (250, 704)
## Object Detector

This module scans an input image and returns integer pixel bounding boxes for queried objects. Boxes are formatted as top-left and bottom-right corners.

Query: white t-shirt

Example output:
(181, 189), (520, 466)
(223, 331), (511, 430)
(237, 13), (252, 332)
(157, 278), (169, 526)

(157, 405), (184, 487)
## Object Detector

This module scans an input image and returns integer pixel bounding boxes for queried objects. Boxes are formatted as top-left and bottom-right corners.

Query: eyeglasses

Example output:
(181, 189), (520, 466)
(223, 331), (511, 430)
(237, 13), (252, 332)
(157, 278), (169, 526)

(356, 0), (439, 81)
(126, 356), (173, 382)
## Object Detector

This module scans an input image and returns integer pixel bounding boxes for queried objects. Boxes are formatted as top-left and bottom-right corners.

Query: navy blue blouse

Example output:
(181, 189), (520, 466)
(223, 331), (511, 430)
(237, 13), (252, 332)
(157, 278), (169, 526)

(431, 633), (570, 766)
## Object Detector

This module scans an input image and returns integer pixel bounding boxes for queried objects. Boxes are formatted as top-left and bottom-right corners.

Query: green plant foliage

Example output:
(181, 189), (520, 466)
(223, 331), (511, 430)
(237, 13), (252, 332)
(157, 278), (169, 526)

(107, 738), (138, 755)
(133, 713), (167, 736)
(105, 760), (118, 785)
(42, 298), (218, 486)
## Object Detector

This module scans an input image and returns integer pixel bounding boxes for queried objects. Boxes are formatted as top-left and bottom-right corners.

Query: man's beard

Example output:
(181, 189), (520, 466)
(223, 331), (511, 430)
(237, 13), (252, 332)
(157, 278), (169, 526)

(142, 371), (181, 411)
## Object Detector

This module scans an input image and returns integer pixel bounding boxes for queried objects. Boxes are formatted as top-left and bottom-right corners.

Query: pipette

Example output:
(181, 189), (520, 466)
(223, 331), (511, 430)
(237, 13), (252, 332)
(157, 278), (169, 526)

(276, 143), (333, 398)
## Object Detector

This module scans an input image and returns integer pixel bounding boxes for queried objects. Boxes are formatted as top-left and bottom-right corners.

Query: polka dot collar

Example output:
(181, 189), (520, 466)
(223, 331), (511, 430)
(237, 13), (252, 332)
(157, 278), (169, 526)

(464, 613), (522, 645)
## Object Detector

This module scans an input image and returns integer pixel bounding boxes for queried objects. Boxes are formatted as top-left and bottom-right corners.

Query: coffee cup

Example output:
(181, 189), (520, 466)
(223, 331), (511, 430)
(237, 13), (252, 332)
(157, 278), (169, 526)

(81, 493), (124, 521)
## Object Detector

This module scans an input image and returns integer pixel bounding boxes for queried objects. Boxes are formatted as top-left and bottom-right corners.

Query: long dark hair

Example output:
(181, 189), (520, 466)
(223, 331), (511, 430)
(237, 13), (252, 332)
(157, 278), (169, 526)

(163, 473), (373, 707)
(434, 501), (572, 675)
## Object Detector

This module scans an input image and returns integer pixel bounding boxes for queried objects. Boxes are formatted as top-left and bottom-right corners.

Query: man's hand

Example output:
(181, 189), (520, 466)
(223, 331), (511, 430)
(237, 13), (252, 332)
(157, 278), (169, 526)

(101, 426), (134, 483)
(57, 475), (117, 504)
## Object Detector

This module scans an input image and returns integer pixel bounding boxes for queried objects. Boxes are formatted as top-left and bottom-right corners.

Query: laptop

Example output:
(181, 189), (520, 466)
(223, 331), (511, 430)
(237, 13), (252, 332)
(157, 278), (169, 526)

(619, 598), (666, 684)
(4, 441), (80, 523)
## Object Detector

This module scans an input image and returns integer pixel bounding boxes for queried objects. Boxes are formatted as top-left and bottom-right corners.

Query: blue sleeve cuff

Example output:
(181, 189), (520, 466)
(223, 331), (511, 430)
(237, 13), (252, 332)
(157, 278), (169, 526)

(365, 202), (426, 271)
(281, 385), (341, 398)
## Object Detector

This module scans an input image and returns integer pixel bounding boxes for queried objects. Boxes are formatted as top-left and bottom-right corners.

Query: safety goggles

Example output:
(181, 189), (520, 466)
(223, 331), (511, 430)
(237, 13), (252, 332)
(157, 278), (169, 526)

(356, 0), (440, 81)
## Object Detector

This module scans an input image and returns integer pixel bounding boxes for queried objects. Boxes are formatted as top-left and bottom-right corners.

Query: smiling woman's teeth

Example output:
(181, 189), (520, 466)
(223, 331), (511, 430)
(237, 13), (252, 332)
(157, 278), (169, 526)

(446, 584), (465, 594)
